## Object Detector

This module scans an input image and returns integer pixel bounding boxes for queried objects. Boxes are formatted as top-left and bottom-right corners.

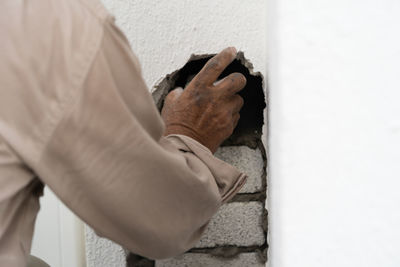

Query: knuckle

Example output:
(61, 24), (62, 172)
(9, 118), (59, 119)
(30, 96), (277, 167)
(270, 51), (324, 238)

(227, 118), (234, 130)
(224, 110), (232, 120)
(218, 111), (230, 124)
(167, 90), (177, 98)
(228, 123), (235, 135)
(207, 58), (223, 72)
(164, 93), (175, 105)
(236, 95), (244, 107)
(192, 78), (206, 88)
(188, 86), (212, 102)
(233, 72), (247, 86)
(232, 115), (240, 129)
(220, 116), (229, 127)
(235, 113), (241, 121)
(219, 73), (246, 95)
(186, 77), (204, 91)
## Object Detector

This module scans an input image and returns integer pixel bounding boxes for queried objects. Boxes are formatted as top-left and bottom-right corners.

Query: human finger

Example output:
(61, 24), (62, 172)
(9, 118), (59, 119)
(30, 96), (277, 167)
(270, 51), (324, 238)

(192, 47), (237, 86)
(227, 94), (244, 114)
(164, 87), (183, 106)
(232, 113), (241, 130)
(214, 72), (246, 96)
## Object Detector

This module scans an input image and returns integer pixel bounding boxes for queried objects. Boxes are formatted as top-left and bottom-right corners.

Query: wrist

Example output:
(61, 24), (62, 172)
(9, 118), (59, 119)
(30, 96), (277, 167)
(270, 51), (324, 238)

(164, 124), (216, 153)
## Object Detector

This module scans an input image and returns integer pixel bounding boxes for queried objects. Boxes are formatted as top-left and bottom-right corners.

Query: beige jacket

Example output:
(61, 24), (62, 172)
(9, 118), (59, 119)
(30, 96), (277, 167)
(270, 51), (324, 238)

(0, 0), (247, 266)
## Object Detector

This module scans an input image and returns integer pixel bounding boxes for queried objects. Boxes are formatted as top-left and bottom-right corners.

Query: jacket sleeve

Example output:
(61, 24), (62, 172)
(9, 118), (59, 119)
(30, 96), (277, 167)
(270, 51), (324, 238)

(33, 17), (247, 259)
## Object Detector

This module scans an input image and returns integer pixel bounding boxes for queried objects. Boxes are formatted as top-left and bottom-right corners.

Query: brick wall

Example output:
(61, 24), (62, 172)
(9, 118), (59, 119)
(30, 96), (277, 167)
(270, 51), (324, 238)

(155, 145), (267, 267)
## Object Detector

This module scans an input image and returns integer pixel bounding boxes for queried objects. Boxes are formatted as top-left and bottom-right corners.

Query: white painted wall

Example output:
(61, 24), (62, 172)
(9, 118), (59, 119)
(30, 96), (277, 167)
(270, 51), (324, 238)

(101, 0), (267, 89)
(32, 187), (86, 267)
(268, 0), (400, 266)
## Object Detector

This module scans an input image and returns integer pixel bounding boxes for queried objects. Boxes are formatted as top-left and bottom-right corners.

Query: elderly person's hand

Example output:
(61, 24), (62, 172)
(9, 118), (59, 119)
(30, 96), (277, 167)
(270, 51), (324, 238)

(161, 47), (246, 153)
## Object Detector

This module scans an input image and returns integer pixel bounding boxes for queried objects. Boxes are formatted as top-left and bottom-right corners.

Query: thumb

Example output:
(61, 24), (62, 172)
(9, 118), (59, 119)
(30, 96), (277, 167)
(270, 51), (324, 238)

(165, 87), (183, 105)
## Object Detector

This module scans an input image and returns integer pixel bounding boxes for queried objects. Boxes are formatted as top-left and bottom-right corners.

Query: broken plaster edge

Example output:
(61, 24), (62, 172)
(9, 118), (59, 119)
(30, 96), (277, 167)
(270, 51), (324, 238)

(150, 51), (265, 108)
(149, 51), (269, 264)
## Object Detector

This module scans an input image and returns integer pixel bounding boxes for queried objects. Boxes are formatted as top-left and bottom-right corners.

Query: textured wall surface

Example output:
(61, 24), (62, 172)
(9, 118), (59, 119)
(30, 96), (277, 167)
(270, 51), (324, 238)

(154, 144), (267, 266)
(215, 147), (264, 193)
(100, 0), (266, 89)
(86, 0), (267, 266)
(85, 226), (126, 267)
(156, 253), (262, 267)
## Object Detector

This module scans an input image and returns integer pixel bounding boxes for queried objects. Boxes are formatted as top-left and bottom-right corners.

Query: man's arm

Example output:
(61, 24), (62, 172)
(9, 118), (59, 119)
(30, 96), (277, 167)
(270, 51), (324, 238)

(32, 20), (247, 259)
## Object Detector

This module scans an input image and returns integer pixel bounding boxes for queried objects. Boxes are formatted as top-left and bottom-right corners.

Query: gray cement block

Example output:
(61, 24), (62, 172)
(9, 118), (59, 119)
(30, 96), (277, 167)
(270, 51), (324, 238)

(214, 146), (264, 193)
(156, 252), (264, 267)
(195, 202), (265, 248)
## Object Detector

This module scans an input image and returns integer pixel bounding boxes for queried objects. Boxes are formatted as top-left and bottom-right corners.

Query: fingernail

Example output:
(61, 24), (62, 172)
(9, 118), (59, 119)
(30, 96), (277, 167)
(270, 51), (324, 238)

(173, 87), (183, 99)
(230, 47), (237, 55)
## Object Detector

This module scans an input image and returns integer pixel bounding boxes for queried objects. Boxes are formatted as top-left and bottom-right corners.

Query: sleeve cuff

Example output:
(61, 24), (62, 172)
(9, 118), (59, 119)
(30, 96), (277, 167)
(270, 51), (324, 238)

(164, 134), (247, 203)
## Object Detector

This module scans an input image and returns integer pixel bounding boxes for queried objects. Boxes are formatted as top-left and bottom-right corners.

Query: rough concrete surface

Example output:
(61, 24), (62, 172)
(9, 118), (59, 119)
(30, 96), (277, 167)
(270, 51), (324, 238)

(156, 252), (264, 267)
(195, 202), (265, 248)
(215, 146), (263, 193)
(85, 226), (126, 267)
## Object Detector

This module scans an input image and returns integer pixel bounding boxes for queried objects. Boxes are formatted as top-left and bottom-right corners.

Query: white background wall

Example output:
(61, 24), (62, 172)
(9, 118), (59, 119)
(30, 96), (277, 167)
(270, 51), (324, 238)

(268, 0), (400, 266)
(32, 188), (86, 267)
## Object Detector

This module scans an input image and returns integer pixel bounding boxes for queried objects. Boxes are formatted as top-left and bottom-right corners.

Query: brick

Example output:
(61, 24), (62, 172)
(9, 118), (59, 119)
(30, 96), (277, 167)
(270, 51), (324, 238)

(214, 146), (264, 193)
(156, 252), (264, 267)
(195, 202), (265, 248)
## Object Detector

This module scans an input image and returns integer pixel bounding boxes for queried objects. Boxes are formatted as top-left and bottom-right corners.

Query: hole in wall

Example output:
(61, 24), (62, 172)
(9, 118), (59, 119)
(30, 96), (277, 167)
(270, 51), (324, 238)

(153, 52), (266, 148)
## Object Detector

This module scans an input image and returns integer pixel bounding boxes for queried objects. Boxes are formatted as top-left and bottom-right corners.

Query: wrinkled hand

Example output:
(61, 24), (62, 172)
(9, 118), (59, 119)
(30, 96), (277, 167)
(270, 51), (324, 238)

(161, 47), (246, 153)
